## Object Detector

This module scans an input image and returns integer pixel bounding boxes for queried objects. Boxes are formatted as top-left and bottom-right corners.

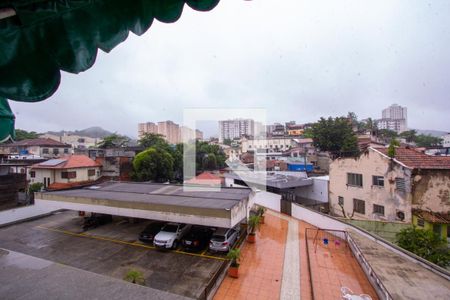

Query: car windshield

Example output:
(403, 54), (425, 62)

(162, 224), (178, 232)
(211, 234), (225, 242)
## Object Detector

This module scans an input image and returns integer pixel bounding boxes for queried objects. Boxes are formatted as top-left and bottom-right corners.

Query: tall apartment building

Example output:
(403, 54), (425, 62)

(138, 122), (158, 138)
(219, 119), (255, 142)
(377, 104), (408, 133)
(138, 121), (202, 144)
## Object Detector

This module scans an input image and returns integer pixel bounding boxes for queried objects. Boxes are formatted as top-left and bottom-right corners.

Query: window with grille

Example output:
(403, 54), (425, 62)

(338, 196), (344, 206)
(30, 171), (35, 178)
(417, 218), (424, 227)
(353, 198), (365, 214)
(61, 171), (76, 179)
(42, 148), (49, 154)
(373, 204), (385, 215)
(395, 178), (406, 192)
(347, 173), (363, 187)
(372, 176), (384, 187)
(88, 169), (95, 176)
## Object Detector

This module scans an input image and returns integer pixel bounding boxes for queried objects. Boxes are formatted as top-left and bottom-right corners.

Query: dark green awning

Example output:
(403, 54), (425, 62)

(0, 97), (15, 143)
(0, 0), (220, 102)
(0, 0), (221, 143)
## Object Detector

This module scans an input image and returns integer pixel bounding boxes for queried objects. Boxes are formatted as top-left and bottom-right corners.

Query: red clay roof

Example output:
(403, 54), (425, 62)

(413, 209), (450, 224)
(185, 172), (221, 185)
(373, 147), (450, 170)
(9, 138), (70, 147)
(32, 155), (101, 169)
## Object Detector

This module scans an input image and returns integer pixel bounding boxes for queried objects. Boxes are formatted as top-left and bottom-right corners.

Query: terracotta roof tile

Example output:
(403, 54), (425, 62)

(373, 147), (450, 170)
(413, 209), (450, 224)
(9, 138), (70, 147)
(32, 155), (101, 169)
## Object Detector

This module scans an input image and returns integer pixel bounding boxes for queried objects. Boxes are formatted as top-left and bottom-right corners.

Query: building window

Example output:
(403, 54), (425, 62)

(395, 178), (406, 192)
(338, 196), (344, 206)
(373, 204), (385, 216)
(433, 224), (442, 236)
(61, 171), (76, 179)
(53, 148), (59, 155)
(353, 199), (365, 214)
(64, 148), (69, 154)
(372, 176), (384, 187)
(42, 148), (49, 154)
(30, 171), (35, 178)
(417, 218), (425, 227)
(347, 173), (363, 187)
(88, 169), (95, 176)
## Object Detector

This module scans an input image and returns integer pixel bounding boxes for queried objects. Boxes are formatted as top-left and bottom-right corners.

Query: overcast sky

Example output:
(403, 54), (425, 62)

(10, 0), (450, 138)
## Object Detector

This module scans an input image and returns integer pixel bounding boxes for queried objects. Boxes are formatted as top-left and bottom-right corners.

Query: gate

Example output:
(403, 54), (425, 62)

(280, 190), (294, 216)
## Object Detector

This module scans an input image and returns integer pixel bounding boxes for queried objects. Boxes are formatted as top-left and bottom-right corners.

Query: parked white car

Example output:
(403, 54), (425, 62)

(153, 223), (192, 249)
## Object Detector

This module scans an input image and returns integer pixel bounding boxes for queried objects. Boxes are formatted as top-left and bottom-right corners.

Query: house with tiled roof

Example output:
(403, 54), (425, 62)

(30, 155), (101, 190)
(0, 138), (72, 158)
(329, 147), (450, 239)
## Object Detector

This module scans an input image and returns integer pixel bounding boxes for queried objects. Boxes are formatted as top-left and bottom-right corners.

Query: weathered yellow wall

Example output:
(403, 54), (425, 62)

(411, 170), (450, 213)
(329, 148), (412, 222)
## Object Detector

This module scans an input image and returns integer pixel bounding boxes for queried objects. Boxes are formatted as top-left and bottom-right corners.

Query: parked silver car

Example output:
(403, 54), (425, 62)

(209, 227), (239, 252)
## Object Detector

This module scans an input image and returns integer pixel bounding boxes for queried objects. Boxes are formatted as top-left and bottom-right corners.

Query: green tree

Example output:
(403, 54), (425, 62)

(311, 117), (359, 157)
(377, 129), (398, 141)
(15, 129), (39, 141)
(396, 227), (450, 267)
(387, 139), (400, 158)
(202, 153), (217, 170)
(132, 147), (174, 182)
(172, 143), (184, 182)
(399, 130), (417, 143)
(97, 133), (129, 149)
(196, 141), (226, 171)
(138, 133), (169, 150)
(415, 134), (443, 147)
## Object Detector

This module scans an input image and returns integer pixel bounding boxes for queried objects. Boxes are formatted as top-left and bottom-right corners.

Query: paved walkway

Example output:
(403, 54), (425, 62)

(214, 212), (289, 300)
(214, 210), (379, 300)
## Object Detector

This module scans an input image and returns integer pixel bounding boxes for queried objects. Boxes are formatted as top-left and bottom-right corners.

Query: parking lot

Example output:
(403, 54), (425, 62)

(0, 211), (225, 299)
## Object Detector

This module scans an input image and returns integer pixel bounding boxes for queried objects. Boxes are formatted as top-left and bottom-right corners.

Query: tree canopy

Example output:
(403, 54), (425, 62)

(310, 117), (359, 157)
(138, 133), (170, 150)
(15, 129), (39, 141)
(97, 133), (129, 149)
(132, 147), (174, 182)
(196, 141), (226, 172)
(396, 227), (450, 267)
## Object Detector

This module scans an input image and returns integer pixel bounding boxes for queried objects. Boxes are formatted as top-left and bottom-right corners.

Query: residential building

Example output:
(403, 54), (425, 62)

(138, 121), (202, 144)
(240, 137), (293, 153)
(377, 104), (408, 133)
(219, 119), (255, 142)
(442, 133), (450, 148)
(157, 120), (180, 144)
(40, 132), (100, 149)
(30, 155), (101, 189)
(286, 123), (304, 136)
(329, 147), (450, 238)
(266, 123), (285, 137)
(0, 138), (71, 158)
(138, 122), (158, 138)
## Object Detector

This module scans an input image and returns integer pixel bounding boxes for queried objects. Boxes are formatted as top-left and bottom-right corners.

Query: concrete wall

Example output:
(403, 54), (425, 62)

(411, 170), (450, 213)
(342, 219), (411, 242)
(295, 176), (329, 203)
(31, 169), (55, 186)
(36, 198), (234, 228)
(0, 204), (57, 227)
(251, 191), (281, 212)
(329, 148), (412, 222)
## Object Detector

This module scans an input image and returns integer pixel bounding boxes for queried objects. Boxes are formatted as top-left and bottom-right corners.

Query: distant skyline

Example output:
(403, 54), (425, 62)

(10, 0), (450, 138)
